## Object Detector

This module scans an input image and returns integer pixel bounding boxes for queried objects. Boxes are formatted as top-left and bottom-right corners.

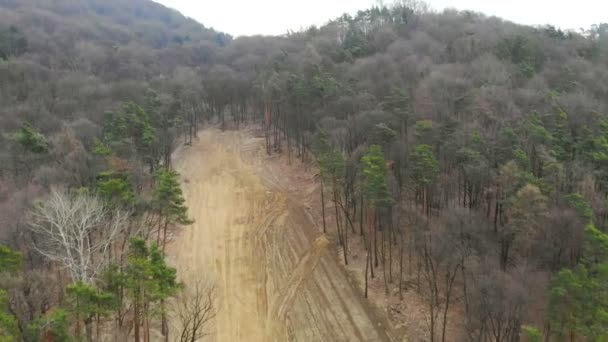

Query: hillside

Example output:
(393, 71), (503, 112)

(0, 0), (229, 340)
(0, 0), (227, 150)
(1, 0), (608, 341)
(0, 0), (227, 236)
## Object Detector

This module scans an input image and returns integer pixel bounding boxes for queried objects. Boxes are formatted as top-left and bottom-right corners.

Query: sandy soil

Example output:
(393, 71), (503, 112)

(168, 127), (391, 342)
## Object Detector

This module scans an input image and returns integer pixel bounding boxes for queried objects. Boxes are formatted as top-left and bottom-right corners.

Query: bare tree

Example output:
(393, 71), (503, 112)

(28, 187), (128, 284)
(172, 280), (217, 342)
(414, 218), (463, 342)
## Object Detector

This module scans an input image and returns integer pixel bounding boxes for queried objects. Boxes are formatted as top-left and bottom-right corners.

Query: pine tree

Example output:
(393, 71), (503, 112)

(12, 122), (49, 154)
(26, 310), (71, 342)
(410, 144), (438, 215)
(0, 246), (21, 273)
(0, 246), (21, 342)
(313, 131), (347, 262)
(124, 238), (180, 342)
(361, 145), (393, 297)
(66, 282), (115, 342)
(153, 169), (193, 254)
(522, 325), (543, 342)
(548, 223), (608, 340)
(97, 171), (136, 208)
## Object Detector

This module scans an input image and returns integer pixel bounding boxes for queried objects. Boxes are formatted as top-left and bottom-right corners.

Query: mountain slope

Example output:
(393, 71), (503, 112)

(0, 0), (228, 220)
(1, 0), (608, 341)
(0, 0), (227, 133)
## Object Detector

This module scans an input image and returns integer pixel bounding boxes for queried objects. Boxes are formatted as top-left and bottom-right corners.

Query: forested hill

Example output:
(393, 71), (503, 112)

(0, 0), (228, 233)
(1, 0), (608, 340)
(0, 0), (228, 135)
(0, 2), (227, 338)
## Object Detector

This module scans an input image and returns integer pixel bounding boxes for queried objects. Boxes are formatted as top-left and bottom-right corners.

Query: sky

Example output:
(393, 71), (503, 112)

(155, 0), (607, 37)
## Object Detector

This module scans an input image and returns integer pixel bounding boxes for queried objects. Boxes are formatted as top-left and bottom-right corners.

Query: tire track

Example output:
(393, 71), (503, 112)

(269, 236), (329, 321)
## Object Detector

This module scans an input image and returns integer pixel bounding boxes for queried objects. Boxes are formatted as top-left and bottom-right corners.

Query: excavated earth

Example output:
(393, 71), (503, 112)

(168, 127), (391, 342)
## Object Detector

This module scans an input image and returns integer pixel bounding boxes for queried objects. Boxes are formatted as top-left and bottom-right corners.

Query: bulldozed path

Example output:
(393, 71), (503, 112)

(169, 128), (391, 342)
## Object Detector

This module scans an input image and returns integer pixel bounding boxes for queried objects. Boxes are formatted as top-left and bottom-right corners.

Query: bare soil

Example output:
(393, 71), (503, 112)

(168, 127), (392, 342)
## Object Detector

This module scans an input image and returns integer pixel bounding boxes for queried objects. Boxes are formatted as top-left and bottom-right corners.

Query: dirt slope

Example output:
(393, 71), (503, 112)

(169, 128), (391, 342)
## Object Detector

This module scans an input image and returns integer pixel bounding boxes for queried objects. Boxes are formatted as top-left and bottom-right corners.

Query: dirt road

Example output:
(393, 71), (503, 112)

(169, 128), (391, 342)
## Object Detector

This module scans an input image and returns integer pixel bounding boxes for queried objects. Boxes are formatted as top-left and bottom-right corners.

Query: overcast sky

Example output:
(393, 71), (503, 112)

(155, 0), (606, 37)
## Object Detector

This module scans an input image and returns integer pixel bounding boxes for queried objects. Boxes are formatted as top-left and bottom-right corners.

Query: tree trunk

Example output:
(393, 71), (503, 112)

(441, 265), (459, 342)
(161, 299), (169, 342)
(359, 194), (364, 236)
(462, 263), (469, 314)
(156, 220), (162, 246)
(430, 300), (436, 342)
(333, 179), (344, 247)
(96, 313), (100, 342)
(85, 317), (93, 342)
(321, 184), (326, 233)
(370, 208), (375, 279)
(144, 301), (150, 342)
(265, 101), (271, 155)
(344, 211), (348, 265)
(494, 186), (500, 232)
(134, 300), (140, 342)
(399, 231), (404, 300)
(365, 239), (370, 298)
(162, 219), (169, 256)
(382, 228), (389, 295)
(374, 215), (379, 268)
(389, 214), (393, 283)
(75, 297), (81, 338)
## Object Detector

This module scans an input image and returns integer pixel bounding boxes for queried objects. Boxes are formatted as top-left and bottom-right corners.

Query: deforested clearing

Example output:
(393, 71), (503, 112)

(169, 127), (390, 342)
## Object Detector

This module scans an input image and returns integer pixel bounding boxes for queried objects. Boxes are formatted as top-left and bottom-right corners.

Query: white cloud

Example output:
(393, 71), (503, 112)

(430, 0), (606, 31)
(155, 0), (607, 36)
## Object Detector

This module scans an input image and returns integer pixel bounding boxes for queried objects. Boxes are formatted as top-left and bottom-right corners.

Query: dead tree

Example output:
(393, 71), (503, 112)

(172, 280), (217, 342)
(28, 187), (128, 284)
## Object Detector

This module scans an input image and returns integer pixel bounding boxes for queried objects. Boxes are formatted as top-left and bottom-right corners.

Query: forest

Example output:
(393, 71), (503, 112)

(1, 0), (608, 341)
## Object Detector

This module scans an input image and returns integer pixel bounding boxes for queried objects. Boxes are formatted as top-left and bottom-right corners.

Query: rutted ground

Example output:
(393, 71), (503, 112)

(169, 127), (391, 342)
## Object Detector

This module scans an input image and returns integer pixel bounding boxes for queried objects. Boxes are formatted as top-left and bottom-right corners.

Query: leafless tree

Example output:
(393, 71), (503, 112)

(172, 280), (217, 342)
(28, 187), (128, 284)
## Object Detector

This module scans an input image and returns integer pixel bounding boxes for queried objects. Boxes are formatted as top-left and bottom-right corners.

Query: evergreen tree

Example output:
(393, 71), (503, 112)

(65, 282), (115, 341)
(589, 118), (608, 192)
(313, 131), (347, 262)
(361, 144), (393, 297)
(124, 238), (181, 342)
(12, 122), (49, 154)
(362, 145), (392, 209)
(522, 325), (543, 342)
(548, 223), (608, 340)
(26, 310), (71, 342)
(102, 102), (161, 172)
(0, 246), (21, 342)
(153, 169), (193, 254)
(96, 171), (136, 208)
(0, 293), (18, 342)
(0, 246), (21, 273)
(410, 144), (438, 214)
